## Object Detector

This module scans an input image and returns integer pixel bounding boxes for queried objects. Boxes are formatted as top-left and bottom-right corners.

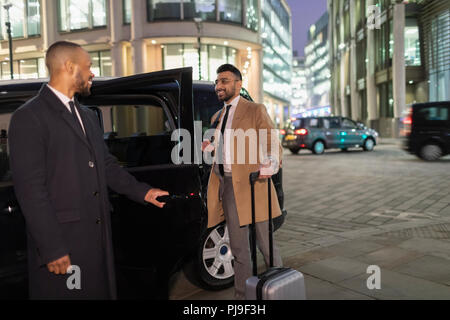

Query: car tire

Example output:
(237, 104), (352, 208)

(183, 222), (234, 291)
(289, 147), (300, 154)
(312, 140), (325, 155)
(419, 144), (443, 161)
(363, 138), (375, 151)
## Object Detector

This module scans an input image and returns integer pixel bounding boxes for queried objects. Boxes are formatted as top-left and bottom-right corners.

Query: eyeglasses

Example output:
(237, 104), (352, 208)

(215, 78), (240, 86)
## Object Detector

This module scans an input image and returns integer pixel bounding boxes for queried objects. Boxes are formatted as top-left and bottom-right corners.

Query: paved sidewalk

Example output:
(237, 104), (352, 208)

(169, 143), (450, 300)
(170, 216), (450, 300)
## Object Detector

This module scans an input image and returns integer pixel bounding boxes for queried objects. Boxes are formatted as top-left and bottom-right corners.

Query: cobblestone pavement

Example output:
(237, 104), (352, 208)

(277, 141), (450, 257)
(170, 140), (450, 300)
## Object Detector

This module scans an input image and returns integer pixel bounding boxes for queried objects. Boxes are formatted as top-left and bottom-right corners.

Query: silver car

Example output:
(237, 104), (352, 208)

(282, 116), (379, 155)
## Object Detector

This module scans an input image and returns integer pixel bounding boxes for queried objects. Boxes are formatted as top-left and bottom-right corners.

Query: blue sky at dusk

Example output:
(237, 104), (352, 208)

(285, 0), (328, 57)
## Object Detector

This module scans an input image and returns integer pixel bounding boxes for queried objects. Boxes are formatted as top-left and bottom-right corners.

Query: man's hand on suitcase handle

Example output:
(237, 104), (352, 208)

(250, 170), (273, 183)
(259, 156), (279, 179)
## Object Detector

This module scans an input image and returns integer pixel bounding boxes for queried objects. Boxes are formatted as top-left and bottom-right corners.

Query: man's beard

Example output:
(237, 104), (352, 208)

(75, 72), (91, 97)
(216, 88), (236, 102)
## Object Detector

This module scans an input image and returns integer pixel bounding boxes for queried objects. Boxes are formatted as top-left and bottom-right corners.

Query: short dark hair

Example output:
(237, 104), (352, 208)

(216, 64), (242, 80)
(45, 41), (82, 73)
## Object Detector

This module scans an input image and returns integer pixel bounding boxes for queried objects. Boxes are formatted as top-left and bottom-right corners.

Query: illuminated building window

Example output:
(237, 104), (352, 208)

(218, 0), (242, 24)
(404, 22), (421, 66)
(0, 0), (40, 39)
(246, 0), (259, 31)
(183, 0), (216, 21)
(123, 0), (131, 24)
(0, 57), (46, 80)
(58, 0), (107, 32)
(89, 50), (112, 77)
(162, 43), (237, 81)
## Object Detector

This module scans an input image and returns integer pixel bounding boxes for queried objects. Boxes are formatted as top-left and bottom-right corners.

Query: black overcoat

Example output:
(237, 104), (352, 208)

(8, 85), (150, 299)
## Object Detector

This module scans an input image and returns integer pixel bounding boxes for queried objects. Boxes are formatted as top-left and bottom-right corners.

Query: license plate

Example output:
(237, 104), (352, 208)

(285, 135), (296, 141)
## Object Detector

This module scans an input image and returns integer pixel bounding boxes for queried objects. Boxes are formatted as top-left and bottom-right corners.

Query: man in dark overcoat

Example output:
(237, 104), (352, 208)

(8, 41), (168, 299)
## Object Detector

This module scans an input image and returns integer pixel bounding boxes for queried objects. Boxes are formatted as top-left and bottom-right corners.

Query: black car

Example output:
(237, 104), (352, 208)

(0, 68), (286, 299)
(402, 101), (450, 161)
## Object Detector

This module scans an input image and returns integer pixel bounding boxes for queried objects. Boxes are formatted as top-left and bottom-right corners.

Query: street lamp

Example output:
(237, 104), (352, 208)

(3, 1), (13, 79)
(194, 17), (203, 81)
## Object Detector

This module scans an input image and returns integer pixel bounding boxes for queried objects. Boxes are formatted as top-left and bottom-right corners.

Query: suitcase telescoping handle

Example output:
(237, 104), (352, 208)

(249, 171), (274, 277)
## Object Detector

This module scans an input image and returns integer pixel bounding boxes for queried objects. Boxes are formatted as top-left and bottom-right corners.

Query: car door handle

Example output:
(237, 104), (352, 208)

(155, 193), (200, 203)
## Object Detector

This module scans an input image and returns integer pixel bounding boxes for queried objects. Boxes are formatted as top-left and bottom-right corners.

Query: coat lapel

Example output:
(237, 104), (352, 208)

(39, 84), (92, 152)
(231, 97), (248, 130)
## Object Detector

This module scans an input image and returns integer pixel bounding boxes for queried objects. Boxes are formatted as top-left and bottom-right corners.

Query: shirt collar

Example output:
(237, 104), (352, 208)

(224, 95), (240, 109)
(47, 84), (74, 106)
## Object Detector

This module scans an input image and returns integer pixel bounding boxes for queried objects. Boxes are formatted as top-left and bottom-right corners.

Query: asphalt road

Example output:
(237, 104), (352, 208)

(169, 140), (450, 299)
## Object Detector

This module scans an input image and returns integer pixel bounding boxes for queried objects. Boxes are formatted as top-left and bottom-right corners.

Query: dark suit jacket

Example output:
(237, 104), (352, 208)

(8, 84), (151, 299)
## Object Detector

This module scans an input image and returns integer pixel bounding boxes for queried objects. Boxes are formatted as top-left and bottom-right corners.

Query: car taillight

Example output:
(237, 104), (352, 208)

(403, 116), (412, 125)
(280, 129), (286, 135)
(294, 129), (308, 135)
(402, 108), (412, 136)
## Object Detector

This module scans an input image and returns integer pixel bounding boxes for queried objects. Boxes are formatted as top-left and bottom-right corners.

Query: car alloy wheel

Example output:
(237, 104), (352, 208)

(202, 223), (234, 280)
(363, 138), (375, 151)
(183, 222), (235, 291)
(420, 144), (442, 161)
(313, 141), (325, 154)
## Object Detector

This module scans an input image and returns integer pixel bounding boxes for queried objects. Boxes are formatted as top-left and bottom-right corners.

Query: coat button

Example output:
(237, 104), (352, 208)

(96, 218), (101, 224)
(89, 161), (95, 168)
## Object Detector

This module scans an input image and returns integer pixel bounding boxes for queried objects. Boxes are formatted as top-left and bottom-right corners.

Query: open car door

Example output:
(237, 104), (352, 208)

(79, 67), (206, 299)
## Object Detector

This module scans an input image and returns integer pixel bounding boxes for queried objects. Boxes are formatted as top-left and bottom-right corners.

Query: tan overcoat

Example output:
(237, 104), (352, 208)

(207, 97), (283, 228)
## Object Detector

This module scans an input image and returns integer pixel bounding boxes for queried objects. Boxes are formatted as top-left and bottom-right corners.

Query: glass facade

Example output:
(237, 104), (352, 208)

(246, 0), (258, 31)
(428, 9), (450, 101)
(148, 0), (181, 21)
(0, 0), (40, 39)
(1, 57), (46, 80)
(304, 12), (329, 108)
(58, 0), (107, 32)
(405, 20), (421, 66)
(261, 0), (292, 103)
(184, 0), (216, 21)
(162, 43), (236, 81)
(146, 0), (258, 30)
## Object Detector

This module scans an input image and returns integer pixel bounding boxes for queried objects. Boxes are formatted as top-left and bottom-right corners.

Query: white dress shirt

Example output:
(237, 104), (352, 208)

(47, 84), (86, 134)
(217, 95), (240, 173)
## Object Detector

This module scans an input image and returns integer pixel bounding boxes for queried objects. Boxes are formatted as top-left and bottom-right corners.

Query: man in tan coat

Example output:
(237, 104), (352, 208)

(203, 64), (283, 300)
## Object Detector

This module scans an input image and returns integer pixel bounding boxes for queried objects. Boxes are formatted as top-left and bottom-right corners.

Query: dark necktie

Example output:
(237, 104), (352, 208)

(68, 101), (84, 135)
(218, 104), (232, 176)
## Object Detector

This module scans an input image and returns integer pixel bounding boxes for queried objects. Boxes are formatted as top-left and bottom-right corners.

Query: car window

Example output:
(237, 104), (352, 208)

(341, 118), (357, 129)
(307, 118), (320, 128)
(193, 87), (255, 133)
(416, 106), (449, 122)
(193, 88), (222, 133)
(99, 104), (173, 167)
(323, 118), (340, 129)
(292, 119), (304, 129)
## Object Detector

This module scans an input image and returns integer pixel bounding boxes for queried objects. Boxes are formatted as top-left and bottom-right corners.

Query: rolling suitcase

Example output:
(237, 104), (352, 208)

(245, 171), (306, 300)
